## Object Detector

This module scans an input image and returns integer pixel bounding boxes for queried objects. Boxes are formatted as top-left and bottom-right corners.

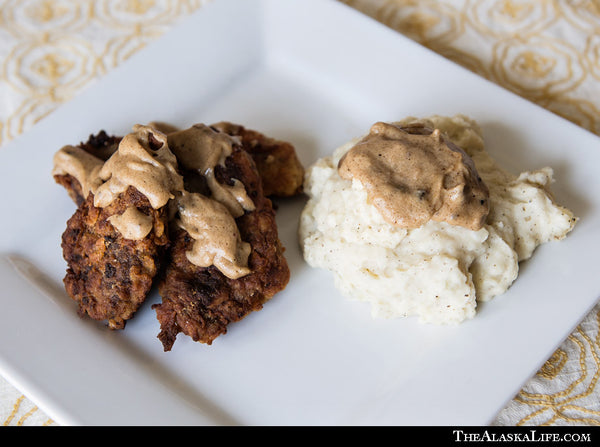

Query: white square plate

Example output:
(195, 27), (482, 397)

(0, 0), (598, 426)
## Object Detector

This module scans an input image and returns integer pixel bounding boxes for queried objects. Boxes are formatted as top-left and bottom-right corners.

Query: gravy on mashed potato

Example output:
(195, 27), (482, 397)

(338, 121), (490, 231)
(299, 115), (577, 324)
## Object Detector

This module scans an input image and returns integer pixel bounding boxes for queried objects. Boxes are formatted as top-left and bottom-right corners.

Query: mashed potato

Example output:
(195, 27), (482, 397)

(299, 115), (577, 324)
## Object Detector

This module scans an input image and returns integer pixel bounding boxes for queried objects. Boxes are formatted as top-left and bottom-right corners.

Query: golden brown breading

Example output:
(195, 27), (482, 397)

(211, 122), (304, 197)
(61, 186), (169, 329)
(152, 142), (290, 350)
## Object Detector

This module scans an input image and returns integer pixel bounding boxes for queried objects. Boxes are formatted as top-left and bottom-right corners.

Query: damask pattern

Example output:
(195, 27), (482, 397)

(0, 0), (207, 145)
(0, 0), (598, 426)
(344, 0), (600, 135)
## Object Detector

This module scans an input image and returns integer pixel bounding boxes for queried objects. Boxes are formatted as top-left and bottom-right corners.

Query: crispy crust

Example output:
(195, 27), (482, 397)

(79, 130), (121, 161)
(211, 122), (304, 197)
(153, 144), (290, 350)
(61, 186), (169, 329)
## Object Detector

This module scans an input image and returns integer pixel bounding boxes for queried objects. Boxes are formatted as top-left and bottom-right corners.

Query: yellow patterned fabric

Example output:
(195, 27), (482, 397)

(0, 0), (598, 426)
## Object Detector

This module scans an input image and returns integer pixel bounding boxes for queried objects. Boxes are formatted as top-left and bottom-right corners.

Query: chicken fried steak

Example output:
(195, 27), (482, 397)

(53, 122), (297, 348)
(55, 125), (181, 329)
(153, 125), (290, 350)
(62, 187), (169, 329)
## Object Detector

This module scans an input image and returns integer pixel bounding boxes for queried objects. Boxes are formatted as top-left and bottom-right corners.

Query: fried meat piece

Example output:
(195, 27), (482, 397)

(211, 122), (304, 197)
(152, 144), (290, 351)
(54, 131), (121, 206)
(62, 186), (169, 329)
(55, 124), (295, 346)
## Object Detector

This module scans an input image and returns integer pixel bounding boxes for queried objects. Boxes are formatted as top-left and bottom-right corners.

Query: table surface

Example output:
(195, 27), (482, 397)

(1, 0), (599, 426)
